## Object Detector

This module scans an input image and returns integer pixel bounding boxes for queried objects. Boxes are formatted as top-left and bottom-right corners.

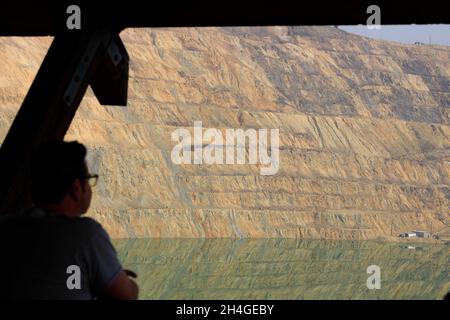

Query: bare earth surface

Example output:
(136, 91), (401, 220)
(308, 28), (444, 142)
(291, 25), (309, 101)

(1, 26), (449, 239)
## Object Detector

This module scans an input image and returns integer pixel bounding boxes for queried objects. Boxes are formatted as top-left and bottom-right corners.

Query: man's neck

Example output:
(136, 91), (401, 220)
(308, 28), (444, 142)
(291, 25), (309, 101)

(38, 202), (81, 218)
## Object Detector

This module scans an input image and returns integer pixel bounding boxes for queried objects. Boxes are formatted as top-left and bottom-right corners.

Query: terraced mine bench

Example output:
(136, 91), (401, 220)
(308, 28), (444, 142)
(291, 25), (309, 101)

(0, 0), (449, 216)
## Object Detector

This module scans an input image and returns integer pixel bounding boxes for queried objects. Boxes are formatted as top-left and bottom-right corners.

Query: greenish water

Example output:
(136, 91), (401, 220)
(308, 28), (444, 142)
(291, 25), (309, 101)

(112, 239), (450, 300)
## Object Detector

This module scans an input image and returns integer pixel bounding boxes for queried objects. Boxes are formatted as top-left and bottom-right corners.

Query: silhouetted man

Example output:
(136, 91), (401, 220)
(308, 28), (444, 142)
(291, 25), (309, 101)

(0, 141), (138, 299)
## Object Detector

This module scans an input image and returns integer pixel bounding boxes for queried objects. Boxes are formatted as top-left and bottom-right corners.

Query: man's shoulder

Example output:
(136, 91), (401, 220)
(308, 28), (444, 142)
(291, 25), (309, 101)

(0, 209), (111, 242)
(74, 216), (102, 228)
(51, 216), (112, 248)
(73, 216), (109, 238)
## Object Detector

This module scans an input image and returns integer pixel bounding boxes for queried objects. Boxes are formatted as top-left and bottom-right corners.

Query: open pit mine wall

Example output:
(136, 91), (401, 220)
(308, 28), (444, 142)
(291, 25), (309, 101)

(0, 26), (449, 239)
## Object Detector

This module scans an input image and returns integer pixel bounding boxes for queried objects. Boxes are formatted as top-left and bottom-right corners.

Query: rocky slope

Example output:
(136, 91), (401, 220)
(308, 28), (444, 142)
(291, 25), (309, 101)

(0, 26), (449, 239)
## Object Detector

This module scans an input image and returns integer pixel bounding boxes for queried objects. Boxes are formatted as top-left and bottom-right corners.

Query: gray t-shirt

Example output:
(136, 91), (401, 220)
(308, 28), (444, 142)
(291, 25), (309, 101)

(0, 207), (122, 300)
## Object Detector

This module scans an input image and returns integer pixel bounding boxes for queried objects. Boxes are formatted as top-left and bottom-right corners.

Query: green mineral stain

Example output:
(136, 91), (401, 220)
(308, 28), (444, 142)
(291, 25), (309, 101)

(112, 239), (450, 300)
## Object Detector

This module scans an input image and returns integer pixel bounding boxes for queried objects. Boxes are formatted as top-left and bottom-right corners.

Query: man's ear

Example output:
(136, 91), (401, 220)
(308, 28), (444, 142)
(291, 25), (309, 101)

(69, 178), (83, 201)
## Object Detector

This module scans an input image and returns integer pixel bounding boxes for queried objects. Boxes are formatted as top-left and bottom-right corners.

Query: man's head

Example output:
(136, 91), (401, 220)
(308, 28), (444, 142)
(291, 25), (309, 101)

(30, 141), (93, 216)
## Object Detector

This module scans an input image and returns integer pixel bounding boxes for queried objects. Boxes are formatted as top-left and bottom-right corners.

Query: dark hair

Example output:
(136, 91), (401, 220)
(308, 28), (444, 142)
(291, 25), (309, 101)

(30, 141), (88, 204)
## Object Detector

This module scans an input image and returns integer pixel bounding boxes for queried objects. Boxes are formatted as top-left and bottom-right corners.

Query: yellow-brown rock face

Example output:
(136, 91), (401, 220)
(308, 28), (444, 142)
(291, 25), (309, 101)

(1, 27), (449, 239)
